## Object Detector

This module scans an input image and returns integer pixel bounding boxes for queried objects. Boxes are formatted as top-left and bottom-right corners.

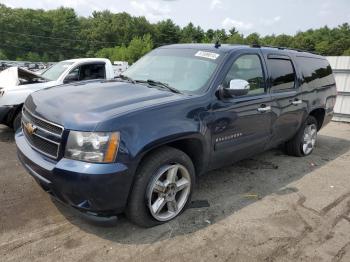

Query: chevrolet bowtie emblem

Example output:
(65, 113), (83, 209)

(24, 122), (37, 135)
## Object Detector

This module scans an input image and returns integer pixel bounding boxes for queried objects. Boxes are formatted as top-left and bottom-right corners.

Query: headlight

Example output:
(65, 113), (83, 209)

(65, 131), (120, 163)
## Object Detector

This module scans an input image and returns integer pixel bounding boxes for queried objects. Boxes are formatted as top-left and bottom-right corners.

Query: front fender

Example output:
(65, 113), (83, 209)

(122, 119), (210, 164)
(95, 95), (213, 174)
(139, 131), (206, 151)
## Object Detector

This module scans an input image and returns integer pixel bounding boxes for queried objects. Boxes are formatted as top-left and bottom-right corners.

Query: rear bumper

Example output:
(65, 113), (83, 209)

(16, 130), (134, 215)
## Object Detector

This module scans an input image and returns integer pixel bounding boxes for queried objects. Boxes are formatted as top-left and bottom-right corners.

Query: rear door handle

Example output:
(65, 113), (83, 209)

(291, 99), (302, 105)
(257, 105), (271, 113)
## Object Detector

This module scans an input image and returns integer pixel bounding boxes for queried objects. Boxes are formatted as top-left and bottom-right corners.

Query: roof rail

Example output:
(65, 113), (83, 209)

(250, 44), (318, 55)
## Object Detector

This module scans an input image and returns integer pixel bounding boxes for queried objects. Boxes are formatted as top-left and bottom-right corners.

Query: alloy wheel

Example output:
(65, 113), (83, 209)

(302, 123), (317, 155)
(147, 164), (191, 222)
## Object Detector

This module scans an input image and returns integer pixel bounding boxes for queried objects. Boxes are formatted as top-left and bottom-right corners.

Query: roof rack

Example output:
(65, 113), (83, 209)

(251, 44), (318, 55)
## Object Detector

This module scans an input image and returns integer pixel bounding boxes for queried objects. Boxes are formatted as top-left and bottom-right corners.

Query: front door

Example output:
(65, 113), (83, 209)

(210, 52), (273, 169)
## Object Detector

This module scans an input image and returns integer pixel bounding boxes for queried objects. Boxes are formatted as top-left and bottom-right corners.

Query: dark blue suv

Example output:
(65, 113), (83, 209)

(16, 44), (337, 227)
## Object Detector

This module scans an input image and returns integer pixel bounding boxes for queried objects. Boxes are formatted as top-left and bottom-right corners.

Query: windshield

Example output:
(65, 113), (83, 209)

(41, 61), (74, 81)
(123, 48), (222, 93)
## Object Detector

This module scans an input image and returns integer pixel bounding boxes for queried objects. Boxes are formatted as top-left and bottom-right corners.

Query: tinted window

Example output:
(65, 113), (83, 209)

(269, 59), (295, 91)
(64, 63), (106, 83)
(297, 57), (334, 88)
(223, 54), (265, 96)
(79, 63), (106, 80)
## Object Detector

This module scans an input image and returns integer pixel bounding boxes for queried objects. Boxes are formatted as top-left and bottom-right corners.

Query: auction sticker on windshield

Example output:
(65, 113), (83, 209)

(195, 51), (220, 60)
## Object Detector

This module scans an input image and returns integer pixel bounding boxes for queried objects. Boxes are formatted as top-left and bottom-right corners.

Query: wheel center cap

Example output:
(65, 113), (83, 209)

(166, 184), (176, 192)
(165, 185), (176, 200)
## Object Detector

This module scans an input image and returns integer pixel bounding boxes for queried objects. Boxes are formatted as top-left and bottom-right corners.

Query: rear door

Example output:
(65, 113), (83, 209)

(210, 50), (273, 168)
(263, 52), (305, 146)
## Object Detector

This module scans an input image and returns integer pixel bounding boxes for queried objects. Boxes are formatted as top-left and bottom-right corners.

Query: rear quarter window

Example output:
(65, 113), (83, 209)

(296, 56), (334, 89)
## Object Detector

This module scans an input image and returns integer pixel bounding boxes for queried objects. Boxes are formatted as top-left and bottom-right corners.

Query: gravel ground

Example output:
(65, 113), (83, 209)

(1, 122), (350, 262)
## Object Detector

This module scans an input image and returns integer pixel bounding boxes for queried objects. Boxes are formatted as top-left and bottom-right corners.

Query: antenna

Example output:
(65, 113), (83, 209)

(213, 31), (222, 48)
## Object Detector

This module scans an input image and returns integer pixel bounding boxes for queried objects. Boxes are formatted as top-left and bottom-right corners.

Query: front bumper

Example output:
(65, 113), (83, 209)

(16, 130), (133, 215)
(0, 105), (12, 124)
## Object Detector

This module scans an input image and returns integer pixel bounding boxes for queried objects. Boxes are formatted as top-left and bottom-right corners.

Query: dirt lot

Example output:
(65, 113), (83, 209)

(1, 122), (350, 262)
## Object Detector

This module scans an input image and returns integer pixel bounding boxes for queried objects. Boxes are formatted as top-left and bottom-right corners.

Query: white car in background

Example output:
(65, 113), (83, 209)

(0, 58), (116, 130)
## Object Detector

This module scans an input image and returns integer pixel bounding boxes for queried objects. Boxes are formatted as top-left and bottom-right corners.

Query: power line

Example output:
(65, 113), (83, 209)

(0, 31), (173, 51)
(1, 39), (88, 51)
(0, 43), (82, 56)
(0, 30), (120, 45)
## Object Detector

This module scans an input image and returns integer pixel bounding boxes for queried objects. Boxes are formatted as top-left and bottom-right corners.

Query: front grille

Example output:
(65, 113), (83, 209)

(22, 107), (63, 136)
(22, 107), (64, 159)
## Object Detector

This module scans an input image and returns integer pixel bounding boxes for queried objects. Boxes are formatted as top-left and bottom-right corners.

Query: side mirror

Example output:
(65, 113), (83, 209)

(225, 79), (250, 96)
(224, 79), (250, 97)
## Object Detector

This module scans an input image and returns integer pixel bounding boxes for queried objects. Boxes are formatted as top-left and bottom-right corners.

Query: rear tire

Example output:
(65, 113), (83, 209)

(126, 146), (195, 227)
(285, 116), (318, 157)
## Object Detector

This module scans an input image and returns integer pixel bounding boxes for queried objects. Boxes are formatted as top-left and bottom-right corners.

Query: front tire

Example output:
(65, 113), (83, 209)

(285, 116), (318, 157)
(126, 147), (195, 227)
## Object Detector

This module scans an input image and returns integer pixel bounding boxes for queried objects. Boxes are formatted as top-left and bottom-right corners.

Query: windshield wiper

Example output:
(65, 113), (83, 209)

(136, 79), (182, 94)
(116, 74), (136, 84)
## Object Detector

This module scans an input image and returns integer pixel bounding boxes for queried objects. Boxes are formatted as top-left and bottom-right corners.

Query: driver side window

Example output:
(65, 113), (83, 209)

(64, 67), (80, 83)
(223, 54), (265, 96)
(64, 63), (106, 84)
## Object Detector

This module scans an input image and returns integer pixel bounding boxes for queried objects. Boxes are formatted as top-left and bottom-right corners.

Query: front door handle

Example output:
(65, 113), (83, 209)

(291, 99), (302, 105)
(257, 105), (271, 113)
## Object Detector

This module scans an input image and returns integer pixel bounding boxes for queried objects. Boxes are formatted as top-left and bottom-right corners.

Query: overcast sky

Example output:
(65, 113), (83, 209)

(1, 0), (350, 36)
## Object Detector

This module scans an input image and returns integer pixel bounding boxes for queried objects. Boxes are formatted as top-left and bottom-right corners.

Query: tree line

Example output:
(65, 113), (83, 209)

(0, 4), (349, 64)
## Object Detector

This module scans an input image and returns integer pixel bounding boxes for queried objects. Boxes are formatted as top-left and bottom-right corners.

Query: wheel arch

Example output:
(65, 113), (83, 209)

(125, 134), (208, 217)
(309, 107), (325, 131)
(6, 103), (23, 127)
(135, 134), (209, 177)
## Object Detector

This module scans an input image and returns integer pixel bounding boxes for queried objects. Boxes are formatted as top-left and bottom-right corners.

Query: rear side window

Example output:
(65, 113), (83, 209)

(297, 57), (334, 88)
(269, 59), (296, 91)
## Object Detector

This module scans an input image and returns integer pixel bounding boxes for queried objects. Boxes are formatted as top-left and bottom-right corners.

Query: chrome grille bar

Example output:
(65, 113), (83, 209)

(22, 106), (63, 136)
(21, 107), (64, 159)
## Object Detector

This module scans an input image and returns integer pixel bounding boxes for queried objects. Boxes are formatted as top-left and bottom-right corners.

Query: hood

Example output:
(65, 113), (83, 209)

(26, 80), (184, 130)
(0, 67), (48, 89)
